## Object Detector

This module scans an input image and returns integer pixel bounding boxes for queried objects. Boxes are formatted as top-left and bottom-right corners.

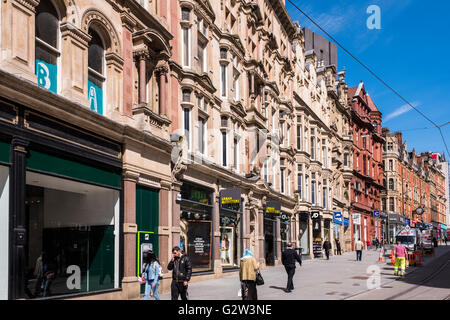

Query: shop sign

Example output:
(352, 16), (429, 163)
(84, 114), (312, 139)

(88, 80), (103, 115)
(187, 221), (212, 267)
(280, 213), (289, 221)
(265, 201), (281, 215)
(388, 213), (400, 224)
(220, 188), (241, 206)
(36, 59), (57, 94)
(333, 212), (343, 225)
(404, 219), (410, 226)
(352, 213), (361, 225)
(311, 212), (320, 219)
(441, 224), (447, 230)
(189, 189), (210, 205)
(344, 218), (350, 227)
(373, 210), (380, 218)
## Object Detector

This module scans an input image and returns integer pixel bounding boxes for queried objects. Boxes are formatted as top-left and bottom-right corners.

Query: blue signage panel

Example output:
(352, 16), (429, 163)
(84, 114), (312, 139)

(88, 80), (103, 115)
(36, 59), (57, 93)
(343, 218), (349, 227)
(333, 212), (343, 225)
(373, 210), (380, 218)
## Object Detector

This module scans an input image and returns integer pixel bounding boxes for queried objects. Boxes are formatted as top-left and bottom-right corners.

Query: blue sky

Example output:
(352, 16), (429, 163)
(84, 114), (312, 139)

(286, 0), (450, 155)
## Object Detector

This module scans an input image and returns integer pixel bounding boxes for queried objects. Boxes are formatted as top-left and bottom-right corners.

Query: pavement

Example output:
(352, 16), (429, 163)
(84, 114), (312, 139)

(155, 246), (450, 300)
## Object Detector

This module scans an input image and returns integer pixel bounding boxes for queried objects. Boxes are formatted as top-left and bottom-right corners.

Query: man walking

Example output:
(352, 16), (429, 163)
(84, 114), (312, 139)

(393, 240), (407, 277)
(323, 239), (332, 260)
(335, 239), (342, 255)
(167, 246), (192, 300)
(281, 242), (302, 293)
(355, 238), (364, 261)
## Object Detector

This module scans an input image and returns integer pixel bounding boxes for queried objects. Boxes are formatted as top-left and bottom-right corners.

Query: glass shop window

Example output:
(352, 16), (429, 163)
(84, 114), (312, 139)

(35, 0), (60, 93)
(24, 171), (119, 299)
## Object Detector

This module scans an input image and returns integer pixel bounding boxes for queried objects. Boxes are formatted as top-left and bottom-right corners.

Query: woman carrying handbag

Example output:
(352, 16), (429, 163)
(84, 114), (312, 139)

(142, 251), (162, 300)
(239, 249), (260, 300)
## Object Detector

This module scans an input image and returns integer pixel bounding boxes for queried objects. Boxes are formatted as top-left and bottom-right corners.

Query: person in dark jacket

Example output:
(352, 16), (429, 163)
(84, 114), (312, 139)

(323, 239), (332, 260)
(167, 246), (192, 300)
(335, 239), (342, 255)
(281, 243), (302, 293)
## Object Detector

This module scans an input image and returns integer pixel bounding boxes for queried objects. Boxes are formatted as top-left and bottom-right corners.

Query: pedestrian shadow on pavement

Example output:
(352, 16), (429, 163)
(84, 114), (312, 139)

(269, 286), (288, 292)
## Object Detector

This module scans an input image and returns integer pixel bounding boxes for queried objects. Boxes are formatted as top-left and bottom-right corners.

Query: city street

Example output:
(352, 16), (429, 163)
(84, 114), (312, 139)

(159, 246), (450, 300)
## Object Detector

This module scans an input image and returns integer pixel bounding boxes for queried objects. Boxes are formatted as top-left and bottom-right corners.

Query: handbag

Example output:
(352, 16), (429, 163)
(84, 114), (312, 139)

(255, 270), (264, 286)
(138, 264), (147, 284)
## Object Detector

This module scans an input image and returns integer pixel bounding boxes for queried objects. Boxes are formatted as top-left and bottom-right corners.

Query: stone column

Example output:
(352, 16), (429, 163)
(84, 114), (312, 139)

(276, 216), (281, 265)
(139, 55), (147, 104)
(214, 192), (222, 275)
(257, 209), (265, 266)
(121, 12), (137, 116)
(122, 170), (139, 300)
(156, 65), (169, 117)
(243, 203), (251, 250)
(105, 52), (124, 118)
(309, 217), (314, 259)
(10, 138), (28, 299)
(158, 181), (171, 272)
(0, 0), (38, 82)
(171, 182), (182, 248)
(59, 22), (92, 107)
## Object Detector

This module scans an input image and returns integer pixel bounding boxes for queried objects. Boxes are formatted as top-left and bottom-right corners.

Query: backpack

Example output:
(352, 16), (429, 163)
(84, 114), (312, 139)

(155, 262), (163, 280)
(151, 261), (164, 281)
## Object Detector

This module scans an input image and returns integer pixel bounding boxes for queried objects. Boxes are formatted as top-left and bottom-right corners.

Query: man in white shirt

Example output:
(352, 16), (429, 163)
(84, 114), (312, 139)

(355, 238), (364, 261)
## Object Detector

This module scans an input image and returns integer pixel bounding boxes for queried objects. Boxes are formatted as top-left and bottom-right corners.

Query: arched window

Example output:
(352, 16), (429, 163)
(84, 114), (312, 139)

(87, 28), (105, 115)
(35, 0), (60, 93)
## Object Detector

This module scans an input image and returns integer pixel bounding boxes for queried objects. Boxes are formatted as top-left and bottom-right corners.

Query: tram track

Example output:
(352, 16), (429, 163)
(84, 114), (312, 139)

(385, 257), (450, 300)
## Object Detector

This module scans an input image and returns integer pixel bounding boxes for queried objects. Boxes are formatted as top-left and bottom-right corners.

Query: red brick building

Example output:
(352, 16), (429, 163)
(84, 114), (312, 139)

(348, 83), (384, 249)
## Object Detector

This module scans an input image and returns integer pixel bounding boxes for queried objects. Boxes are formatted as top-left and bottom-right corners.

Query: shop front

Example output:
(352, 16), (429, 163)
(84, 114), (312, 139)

(219, 188), (243, 271)
(311, 212), (322, 259)
(264, 201), (280, 266)
(298, 211), (310, 257)
(441, 224), (448, 240)
(333, 212), (343, 248)
(380, 212), (388, 244)
(1, 99), (123, 300)
(352, 213), (361, 249)
(343, 217), (351, 252)
(180, 182), (214, 273)
(388, 213), (403, 244)
(280, 213), (292, 253)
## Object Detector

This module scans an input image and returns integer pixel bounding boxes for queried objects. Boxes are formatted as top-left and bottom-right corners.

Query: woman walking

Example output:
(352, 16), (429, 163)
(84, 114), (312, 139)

(142, 251), (161, 300)
(239, 249), (259, 300)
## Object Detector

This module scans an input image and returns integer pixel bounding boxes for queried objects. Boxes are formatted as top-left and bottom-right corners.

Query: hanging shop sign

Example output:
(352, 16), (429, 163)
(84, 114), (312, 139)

(265, 201), (281, 215)
(373, 210), (380, 218)
(311, 212), (320, 219)
(333, 212), (343, 225)
(220, 188), (241, 206)
(344, 218), (350, 227)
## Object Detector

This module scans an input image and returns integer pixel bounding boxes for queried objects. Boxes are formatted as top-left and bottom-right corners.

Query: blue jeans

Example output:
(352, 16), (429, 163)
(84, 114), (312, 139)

(144, 281), (160, 300)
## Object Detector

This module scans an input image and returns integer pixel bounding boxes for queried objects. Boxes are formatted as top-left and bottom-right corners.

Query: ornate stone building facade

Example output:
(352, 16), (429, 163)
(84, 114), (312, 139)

(381, 130), (447, 243)
(0, 0), (358, 300)
(348, 83), (384, 249)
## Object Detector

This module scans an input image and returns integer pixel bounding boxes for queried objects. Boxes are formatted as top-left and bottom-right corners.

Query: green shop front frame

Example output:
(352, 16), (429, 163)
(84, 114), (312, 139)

(136, 186), (159, 294)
